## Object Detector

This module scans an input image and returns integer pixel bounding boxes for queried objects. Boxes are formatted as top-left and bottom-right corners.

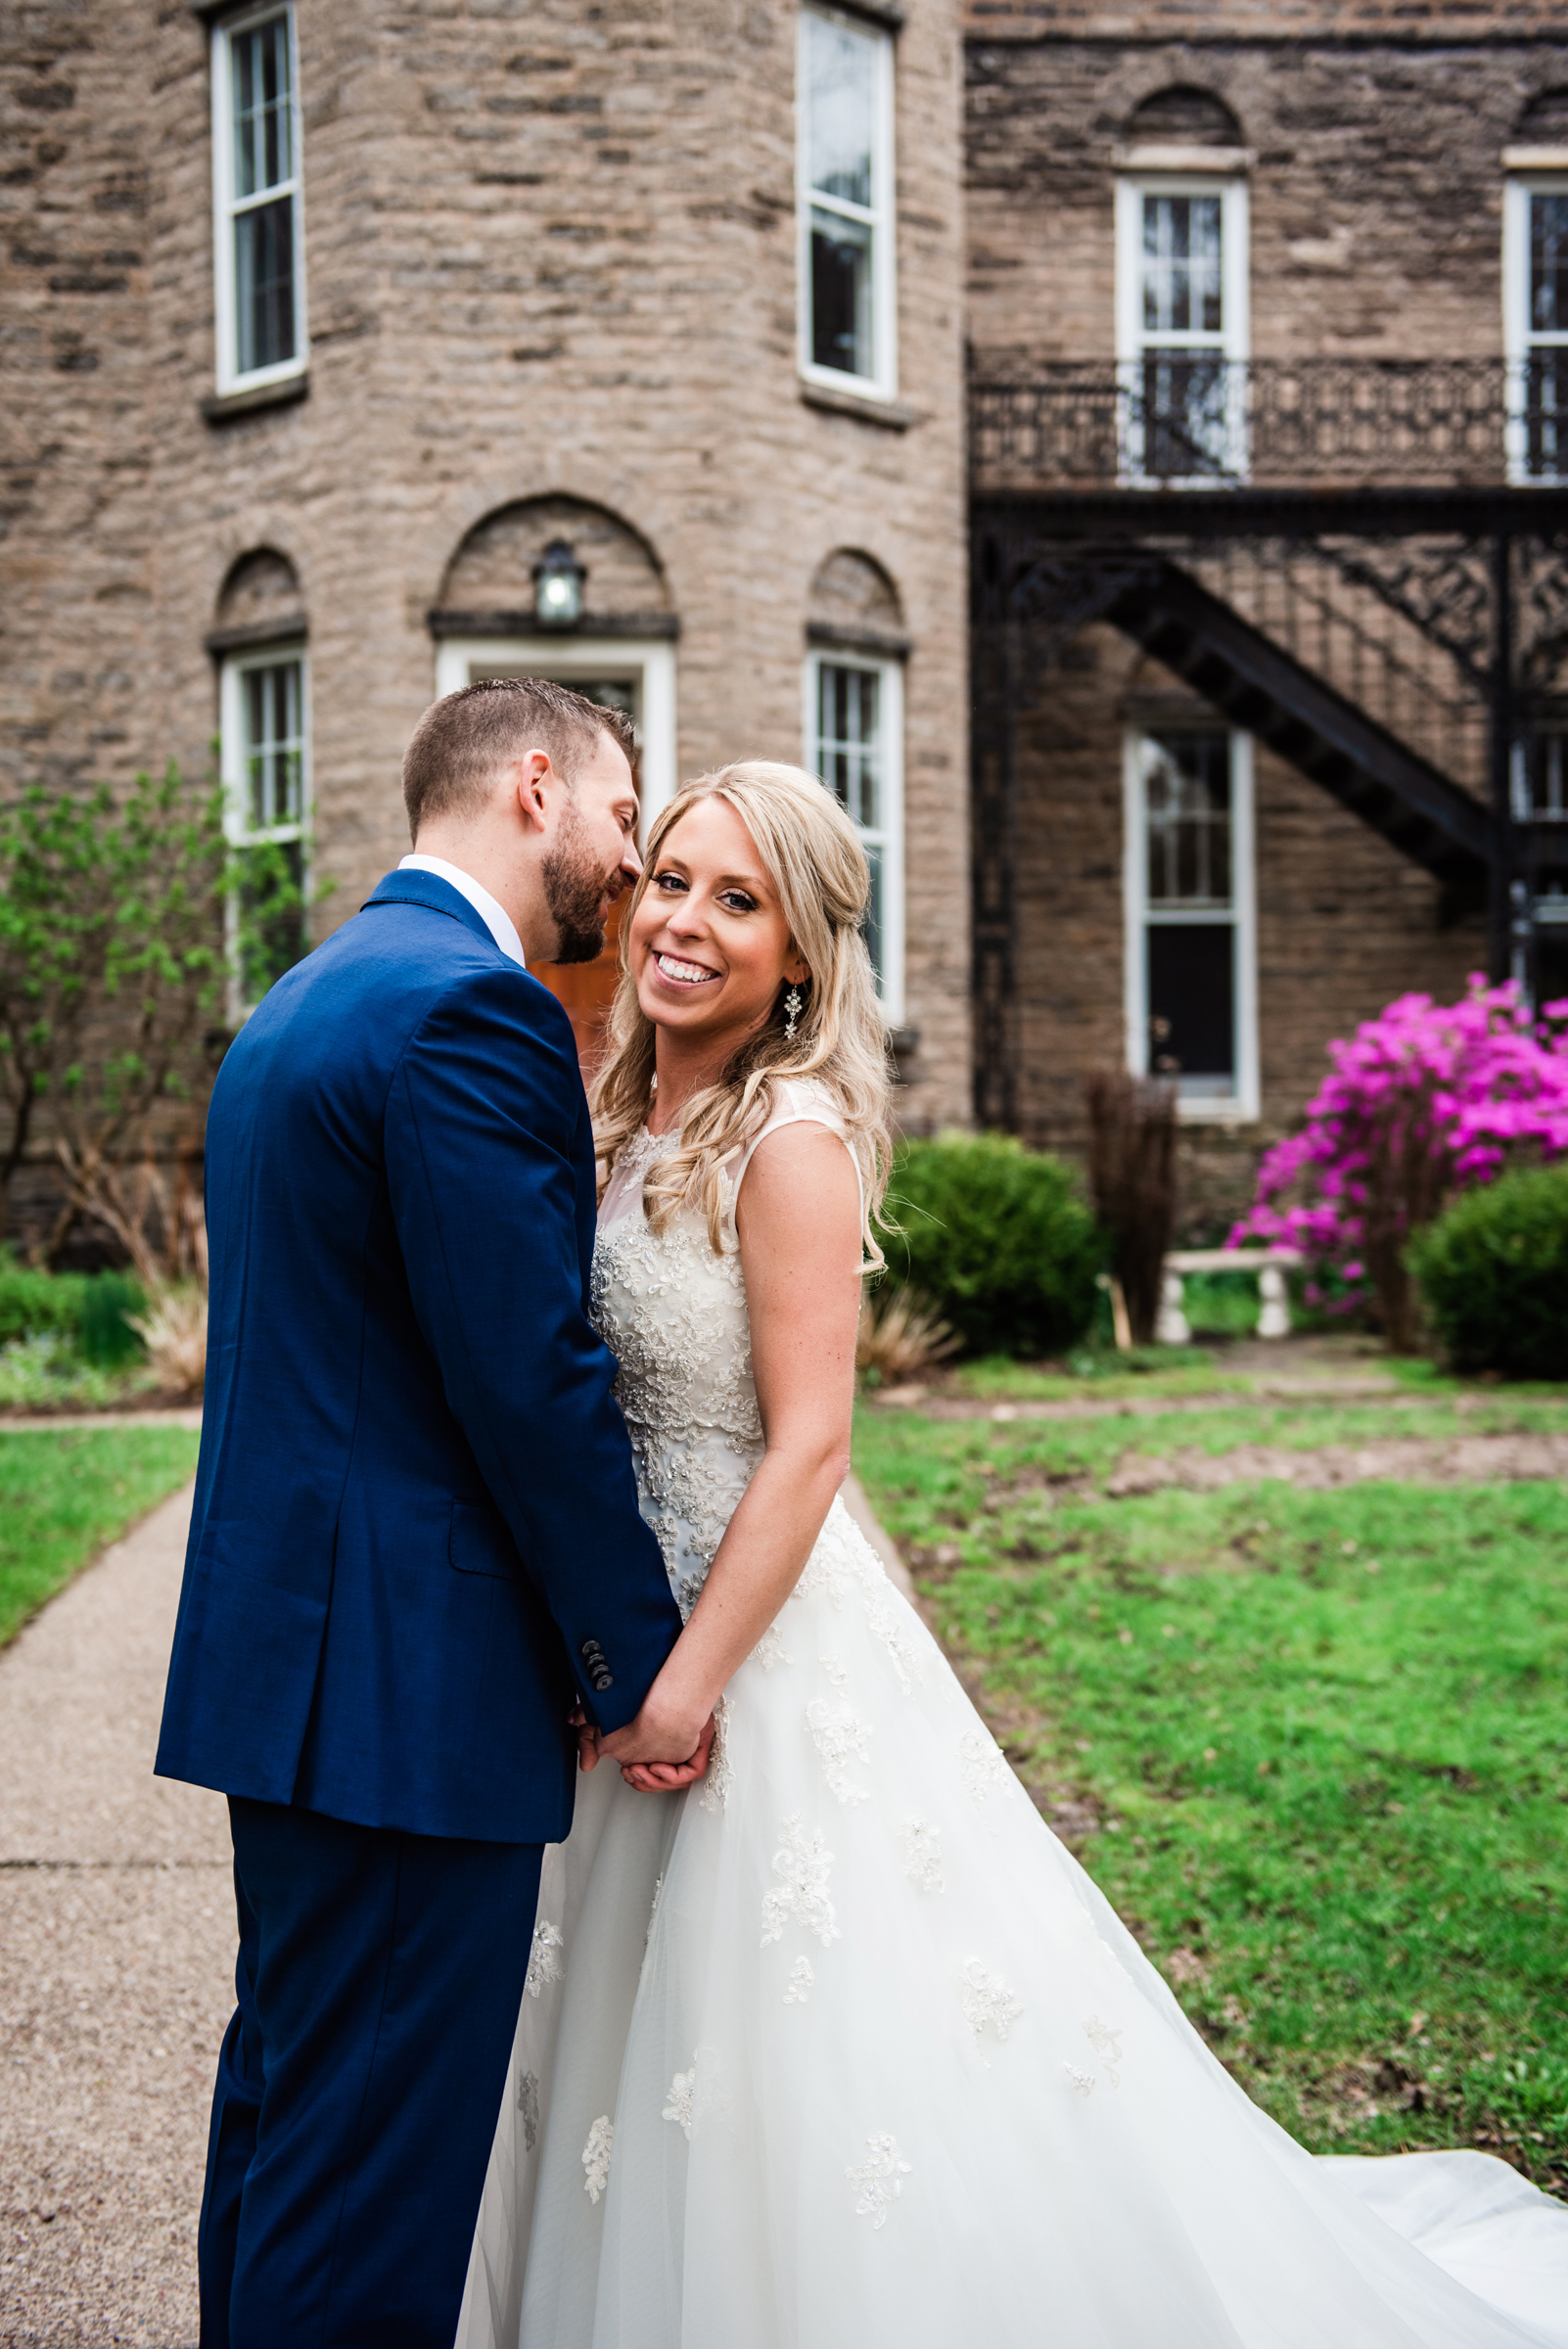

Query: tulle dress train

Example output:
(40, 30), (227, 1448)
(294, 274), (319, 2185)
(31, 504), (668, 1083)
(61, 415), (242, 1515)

(457, 1084), (1568, 2349)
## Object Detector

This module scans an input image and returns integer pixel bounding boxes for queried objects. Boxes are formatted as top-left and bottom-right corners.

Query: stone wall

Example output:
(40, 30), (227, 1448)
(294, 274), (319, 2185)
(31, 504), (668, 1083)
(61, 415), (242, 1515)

(967, 28), (1568, 366)
(1, 0), (972, 1244)
(965, 14), (1558, 1213)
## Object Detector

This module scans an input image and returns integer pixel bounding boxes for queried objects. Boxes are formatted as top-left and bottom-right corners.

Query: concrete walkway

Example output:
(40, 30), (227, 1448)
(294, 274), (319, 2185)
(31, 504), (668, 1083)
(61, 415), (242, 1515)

(0, 1483), (228, 2348)
(0, 1471), (911, 2343)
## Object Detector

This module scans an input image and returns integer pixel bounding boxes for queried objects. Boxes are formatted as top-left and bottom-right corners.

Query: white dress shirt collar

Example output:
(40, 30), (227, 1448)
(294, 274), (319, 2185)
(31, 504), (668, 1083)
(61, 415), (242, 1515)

(397, 854), (527, 969)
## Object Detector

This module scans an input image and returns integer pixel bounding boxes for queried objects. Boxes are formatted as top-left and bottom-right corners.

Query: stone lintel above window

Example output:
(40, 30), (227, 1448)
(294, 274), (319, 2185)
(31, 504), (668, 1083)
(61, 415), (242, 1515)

(1503, 147), (1568, 172)
(800, 379), (917, 432)
(425, 608), (679, 643)
(207, 616), (307, 658)
(807, 619), (911, 660)
(201, 372), (309, 425)
(1113, 144), (1253, 176)
(827, 0), (905, 30)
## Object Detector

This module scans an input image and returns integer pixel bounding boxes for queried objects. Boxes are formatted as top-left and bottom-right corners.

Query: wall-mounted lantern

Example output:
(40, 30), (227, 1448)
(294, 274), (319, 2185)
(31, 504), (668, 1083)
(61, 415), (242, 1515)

(533, 539), (586, 628)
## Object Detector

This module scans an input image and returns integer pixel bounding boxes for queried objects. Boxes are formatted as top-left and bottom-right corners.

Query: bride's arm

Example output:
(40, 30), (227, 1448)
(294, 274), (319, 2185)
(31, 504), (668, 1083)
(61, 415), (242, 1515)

(596, 1120), (863, 1786)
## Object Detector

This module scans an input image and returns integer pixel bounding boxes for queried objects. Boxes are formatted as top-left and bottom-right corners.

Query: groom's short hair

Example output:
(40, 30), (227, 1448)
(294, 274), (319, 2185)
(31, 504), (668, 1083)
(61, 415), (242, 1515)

(401, 677), (636, 840)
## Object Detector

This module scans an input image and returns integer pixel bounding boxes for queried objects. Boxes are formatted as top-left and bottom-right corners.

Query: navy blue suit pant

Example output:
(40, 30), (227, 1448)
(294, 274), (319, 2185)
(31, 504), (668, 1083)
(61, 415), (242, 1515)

(199, 1797), (543, 2348)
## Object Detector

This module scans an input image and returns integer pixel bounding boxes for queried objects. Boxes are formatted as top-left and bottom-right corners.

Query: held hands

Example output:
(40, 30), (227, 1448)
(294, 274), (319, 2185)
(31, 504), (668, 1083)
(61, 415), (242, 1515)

(570, 1699), (716, 1793)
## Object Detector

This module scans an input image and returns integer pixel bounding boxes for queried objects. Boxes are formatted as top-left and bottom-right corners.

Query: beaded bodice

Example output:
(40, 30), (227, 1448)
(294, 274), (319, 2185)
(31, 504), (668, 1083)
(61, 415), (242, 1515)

(590, 1127), (764, 1620)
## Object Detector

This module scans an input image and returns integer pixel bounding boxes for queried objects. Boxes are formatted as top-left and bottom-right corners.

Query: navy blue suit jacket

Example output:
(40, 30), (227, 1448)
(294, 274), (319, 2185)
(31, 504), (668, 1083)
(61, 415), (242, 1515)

(156, 869), (681, 1845)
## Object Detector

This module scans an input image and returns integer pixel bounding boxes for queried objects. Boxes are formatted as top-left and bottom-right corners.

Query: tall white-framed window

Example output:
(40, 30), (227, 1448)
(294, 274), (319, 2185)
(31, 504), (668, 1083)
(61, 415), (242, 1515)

(805, 650), (903, 1021)
(1504, 177), (1568, 483)
(1123, 727), (1258, 1120)
(797, 6), (897, 401)
(211, 5), (306, 397)
(220, 644), (310, 1017)
(1115, 174), (1249, 483)
(433, 638), (678, 842)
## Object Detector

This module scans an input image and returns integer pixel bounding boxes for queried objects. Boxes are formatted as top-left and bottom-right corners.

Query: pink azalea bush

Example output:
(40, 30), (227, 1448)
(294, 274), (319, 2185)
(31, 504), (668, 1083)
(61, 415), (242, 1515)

(1230, 977), (1568, 1349)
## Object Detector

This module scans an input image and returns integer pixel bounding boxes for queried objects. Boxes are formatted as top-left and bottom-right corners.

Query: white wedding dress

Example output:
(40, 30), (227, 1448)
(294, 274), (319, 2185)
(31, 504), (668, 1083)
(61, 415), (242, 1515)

(458, 1081), (1568, 2349)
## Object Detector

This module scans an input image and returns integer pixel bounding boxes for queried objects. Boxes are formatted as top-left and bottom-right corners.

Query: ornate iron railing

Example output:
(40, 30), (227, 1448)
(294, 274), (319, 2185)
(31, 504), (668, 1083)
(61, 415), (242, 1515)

(970, 359), (1568, 492)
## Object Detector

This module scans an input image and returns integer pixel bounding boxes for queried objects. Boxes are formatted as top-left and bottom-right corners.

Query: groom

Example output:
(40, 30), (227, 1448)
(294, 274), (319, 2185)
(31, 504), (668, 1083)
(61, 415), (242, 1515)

(157, 678), (697, 2347)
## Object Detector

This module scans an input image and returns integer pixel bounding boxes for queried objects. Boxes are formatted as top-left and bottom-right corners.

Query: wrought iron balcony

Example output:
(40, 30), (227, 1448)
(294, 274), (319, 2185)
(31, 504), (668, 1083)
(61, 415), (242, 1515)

(970, 358), (1568, 495)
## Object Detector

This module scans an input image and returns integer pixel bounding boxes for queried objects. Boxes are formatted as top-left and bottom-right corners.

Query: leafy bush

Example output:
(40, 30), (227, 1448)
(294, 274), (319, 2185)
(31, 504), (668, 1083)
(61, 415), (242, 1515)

(0, 1250), (87, 1348)
(1408, 1163), (1568, 1378)
(884, 1132), (1101, 1358)
(0, 1249), (144, 1365)
(79, 1271), (148, 1367)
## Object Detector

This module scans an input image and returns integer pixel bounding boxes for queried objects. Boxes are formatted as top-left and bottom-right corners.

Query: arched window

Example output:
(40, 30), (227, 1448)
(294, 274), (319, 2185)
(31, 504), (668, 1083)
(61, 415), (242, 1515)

(1117, 87), (1250, 484)
(430, 498), (677, 1068)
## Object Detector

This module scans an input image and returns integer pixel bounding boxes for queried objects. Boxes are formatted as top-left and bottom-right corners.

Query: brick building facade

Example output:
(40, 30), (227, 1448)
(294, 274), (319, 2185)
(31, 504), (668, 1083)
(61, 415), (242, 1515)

(967, 2), (1568, 1226)
(5, 0), (1568, 1243)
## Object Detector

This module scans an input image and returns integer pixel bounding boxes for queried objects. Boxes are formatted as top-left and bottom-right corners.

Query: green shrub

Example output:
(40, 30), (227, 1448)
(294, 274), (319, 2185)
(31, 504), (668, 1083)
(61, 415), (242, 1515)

(1408, 1164), (1568, 1378)
(78, 1270), (147, 1367)
(0, 1250), (144, 1364)
(0, 1251), (88, 1348)
(884, 1132), (1101, 1358)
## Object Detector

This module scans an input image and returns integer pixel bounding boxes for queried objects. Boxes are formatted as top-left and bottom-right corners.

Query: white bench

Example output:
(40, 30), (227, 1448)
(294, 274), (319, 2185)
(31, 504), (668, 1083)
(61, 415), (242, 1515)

(1156, 1247), (1304, 1344)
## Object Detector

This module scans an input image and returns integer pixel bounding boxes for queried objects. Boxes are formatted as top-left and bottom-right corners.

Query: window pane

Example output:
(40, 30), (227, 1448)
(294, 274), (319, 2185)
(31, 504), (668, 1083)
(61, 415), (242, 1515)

(1530, 192), (1568, 336)
(1137, 354), (1232, 478)
(235, 195), (296, 373)
(1147, 923), (1235, 1091)
(1524, 349), (1568, 479)
(816, 662), (880, 830)
(233, 16), (293, 200)
(1145, 734), (1231, 905)
(806, 14), (874, 209)
(242, 660), (303, 831)
(1141, 195), (1222, 337)
(811, 208), (874, 377)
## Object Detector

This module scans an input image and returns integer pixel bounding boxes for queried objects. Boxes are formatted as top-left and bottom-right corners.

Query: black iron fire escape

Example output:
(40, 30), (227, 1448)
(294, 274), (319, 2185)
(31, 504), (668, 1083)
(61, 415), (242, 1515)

(970, 357), (1568, 1129)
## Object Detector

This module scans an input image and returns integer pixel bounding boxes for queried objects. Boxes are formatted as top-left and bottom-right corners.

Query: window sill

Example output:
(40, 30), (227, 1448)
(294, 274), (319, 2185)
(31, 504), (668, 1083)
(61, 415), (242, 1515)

(800, 378), (916, 433)
(1174, 1100), (1261, 1128)
(202, 372), (309, 425)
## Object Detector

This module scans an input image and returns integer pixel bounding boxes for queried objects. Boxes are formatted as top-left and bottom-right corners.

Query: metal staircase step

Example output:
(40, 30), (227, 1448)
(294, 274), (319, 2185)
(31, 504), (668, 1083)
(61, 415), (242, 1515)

(1102, 556), (1492, 891)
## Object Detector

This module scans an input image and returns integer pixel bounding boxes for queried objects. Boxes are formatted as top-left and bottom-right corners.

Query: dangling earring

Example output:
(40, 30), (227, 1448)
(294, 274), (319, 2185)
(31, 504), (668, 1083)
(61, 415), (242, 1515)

(783, 986), (804, 1042)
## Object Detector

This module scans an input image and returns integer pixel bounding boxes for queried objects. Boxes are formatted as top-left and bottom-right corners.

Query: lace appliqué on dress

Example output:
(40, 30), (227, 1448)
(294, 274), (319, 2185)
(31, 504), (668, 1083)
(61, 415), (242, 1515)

(698, 1692), (734, 1814)
(960, 1958), (1023, 2042)
(1084, 2013), (1124, 2086)
(761, 1814), (842, 1949)
(784, 1956), (814, 2005)
(518, 2069), (540, 2151)
(958, 1729), (1009, 1806)
(752, 1619), (795, 1671)
(663, 2063), (698, 2140)
(847, 2134), (912, 2229)
(582, 2116), (614, 2202)
(525, 1918), (565, 1999)
(806, 1697), (874, 1805)
(903, 1819), (945, 1893)
(1064, 2064), (1097, 2097)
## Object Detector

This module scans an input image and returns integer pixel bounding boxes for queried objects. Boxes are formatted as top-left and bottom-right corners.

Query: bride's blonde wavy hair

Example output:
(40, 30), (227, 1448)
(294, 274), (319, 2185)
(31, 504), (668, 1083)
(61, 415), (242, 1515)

(591, 760), (894, 1267)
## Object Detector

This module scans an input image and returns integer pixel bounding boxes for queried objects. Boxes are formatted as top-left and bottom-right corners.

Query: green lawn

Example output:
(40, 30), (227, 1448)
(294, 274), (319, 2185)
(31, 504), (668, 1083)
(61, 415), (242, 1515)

(855, 1403), (1568, 2194)
(0, 1426), (203, 1647)
(866, 1392), (1568, 1487)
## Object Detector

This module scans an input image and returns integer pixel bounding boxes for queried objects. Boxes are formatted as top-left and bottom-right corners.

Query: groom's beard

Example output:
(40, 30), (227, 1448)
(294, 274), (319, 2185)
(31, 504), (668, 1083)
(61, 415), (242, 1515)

(542, 802), (619, 966)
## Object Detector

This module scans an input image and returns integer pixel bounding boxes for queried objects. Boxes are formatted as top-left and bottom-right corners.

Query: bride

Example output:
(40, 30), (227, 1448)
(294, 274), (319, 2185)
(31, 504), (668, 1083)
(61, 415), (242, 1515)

(459, 761), (1567, 2349)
